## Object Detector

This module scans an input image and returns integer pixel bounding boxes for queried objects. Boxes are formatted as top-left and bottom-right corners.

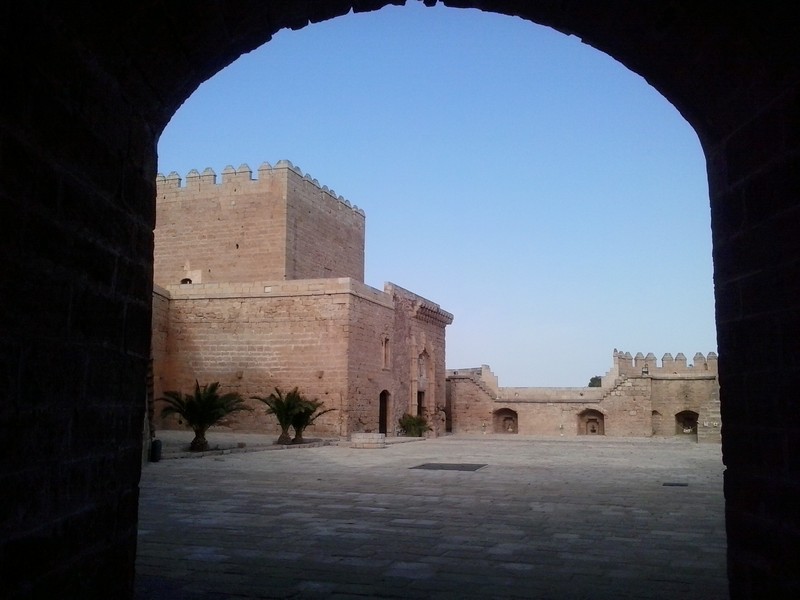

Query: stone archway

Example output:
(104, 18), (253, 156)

(493, 408), (518, 434)
(4, 2), (800, 597)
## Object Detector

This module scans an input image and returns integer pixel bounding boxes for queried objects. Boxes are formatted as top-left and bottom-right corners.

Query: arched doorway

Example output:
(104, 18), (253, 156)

(379, 390), (390, 434)
(578, 409), (605, 435)
(493, 408), (518, 434)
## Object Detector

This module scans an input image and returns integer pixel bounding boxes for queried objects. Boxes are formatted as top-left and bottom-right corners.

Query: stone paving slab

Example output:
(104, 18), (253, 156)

(136, 436), (727, 599)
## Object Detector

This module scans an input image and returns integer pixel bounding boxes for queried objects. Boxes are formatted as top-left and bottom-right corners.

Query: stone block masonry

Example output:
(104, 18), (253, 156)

(152, 164), (452, 441)
(153, 277), (453, 439)
(350, 432), (386, 448)
(447, 351), (720, 443)
(155, 161), (365, 287)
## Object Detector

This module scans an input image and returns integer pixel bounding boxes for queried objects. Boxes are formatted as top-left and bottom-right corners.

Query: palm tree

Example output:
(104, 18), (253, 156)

(291, 398), (335, 444)
(252, 387), (304, 445)
(160, 381), (250, 451)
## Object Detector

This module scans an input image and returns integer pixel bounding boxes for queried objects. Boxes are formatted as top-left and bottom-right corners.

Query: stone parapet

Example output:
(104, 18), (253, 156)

(386, 283), (454, 326)
(164, 277), (394, 309)
(157, 161), (364, 217)
(615, 349), (718, 376)
(499, 387), (605, 402)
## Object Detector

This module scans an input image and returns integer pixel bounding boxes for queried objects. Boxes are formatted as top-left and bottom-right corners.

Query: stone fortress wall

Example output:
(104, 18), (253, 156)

(152, 163), (452, 439)
(152, 161), (716, 442)
(447, 350), (720, 443)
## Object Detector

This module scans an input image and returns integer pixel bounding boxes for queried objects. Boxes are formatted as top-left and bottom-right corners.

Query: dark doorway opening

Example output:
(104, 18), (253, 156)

(675, 410), (699, 438)
(379, 390), (389, 434)
(493, 408), (519, 434)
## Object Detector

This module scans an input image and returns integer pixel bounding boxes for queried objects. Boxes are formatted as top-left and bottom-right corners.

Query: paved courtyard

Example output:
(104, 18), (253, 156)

(135, 435), (727, 599)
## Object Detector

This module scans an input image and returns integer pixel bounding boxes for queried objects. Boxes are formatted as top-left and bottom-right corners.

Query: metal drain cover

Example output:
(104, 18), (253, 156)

(411, 463), (487, 471)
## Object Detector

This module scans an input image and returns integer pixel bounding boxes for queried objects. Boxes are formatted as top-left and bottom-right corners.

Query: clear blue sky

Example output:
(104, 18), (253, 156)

(157, 2), (716, 387)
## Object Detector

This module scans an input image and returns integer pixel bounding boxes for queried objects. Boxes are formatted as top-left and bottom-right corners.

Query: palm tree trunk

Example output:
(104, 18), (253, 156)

(292, 429), (305, 444)
(190, 428), (209, 452)
(276, 427), (292, 445)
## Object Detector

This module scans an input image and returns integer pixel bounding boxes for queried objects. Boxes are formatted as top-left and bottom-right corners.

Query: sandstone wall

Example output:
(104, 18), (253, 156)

(650, 376), (721, 442)
(151, 286), (171, 370)
(594, 377), (652, 437)
(341, 290), (397, 434)
(446, 376), (495, 434)
(388, 284), (452, 436)
(154, 162), (365, 286)
(153, 279), (362, 437)
(151, 278), (453, 440)
(447, 355), (717, 440)
(446, 376), (652, 437)
(282, 165), (365, 282)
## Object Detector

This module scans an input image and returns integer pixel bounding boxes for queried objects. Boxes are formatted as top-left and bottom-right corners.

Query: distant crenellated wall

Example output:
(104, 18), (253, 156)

(154, 161), (365, 287)
(614, 349), (718, 377)
(447, 349), (720, 442)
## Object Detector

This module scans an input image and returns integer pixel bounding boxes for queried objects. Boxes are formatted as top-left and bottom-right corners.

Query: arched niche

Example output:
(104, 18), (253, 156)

(493, 408), (519, 434)
(578, 409), (605, 436)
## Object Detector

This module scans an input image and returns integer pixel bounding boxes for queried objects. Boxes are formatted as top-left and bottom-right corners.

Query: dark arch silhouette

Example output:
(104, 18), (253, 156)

(3, 2), (798, 597)
(379, 389), (390, 434)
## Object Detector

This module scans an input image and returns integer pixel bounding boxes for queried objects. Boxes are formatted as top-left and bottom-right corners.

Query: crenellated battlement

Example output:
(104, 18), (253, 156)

(154, 159), (366, 285)
(156, 160), (365, 217)
(613, 348), (718, 377)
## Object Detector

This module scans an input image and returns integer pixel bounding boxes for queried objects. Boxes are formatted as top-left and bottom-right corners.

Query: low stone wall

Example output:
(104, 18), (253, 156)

(350, 433), (386, 449)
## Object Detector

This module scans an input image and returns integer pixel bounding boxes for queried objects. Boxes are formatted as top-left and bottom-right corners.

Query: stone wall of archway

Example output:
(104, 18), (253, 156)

(3, 2), (799, 597)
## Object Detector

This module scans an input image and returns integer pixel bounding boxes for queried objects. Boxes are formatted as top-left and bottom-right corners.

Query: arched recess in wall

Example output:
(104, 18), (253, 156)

(675, 410), (699, 437)
(493, 408), (518, 434)
(578, 409), (605, 435)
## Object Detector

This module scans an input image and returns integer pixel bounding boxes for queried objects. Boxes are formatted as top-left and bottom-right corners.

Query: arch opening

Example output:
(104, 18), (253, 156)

(578, 409), (605, 435)
(493, 408), (519, 433)
(156, 2), (715, 390)
(379, 390), (390, 434)
(675, 410), (699, 437)
(9, 1), (800, 598)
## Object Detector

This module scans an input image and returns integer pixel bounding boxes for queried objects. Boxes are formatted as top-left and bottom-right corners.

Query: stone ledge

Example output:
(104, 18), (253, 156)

(350, 432), (386, 449)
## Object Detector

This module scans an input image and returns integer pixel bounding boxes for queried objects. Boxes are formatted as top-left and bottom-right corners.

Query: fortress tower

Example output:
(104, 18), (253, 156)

(155, 161), (365, 286)
(152, 162), (452, 440)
